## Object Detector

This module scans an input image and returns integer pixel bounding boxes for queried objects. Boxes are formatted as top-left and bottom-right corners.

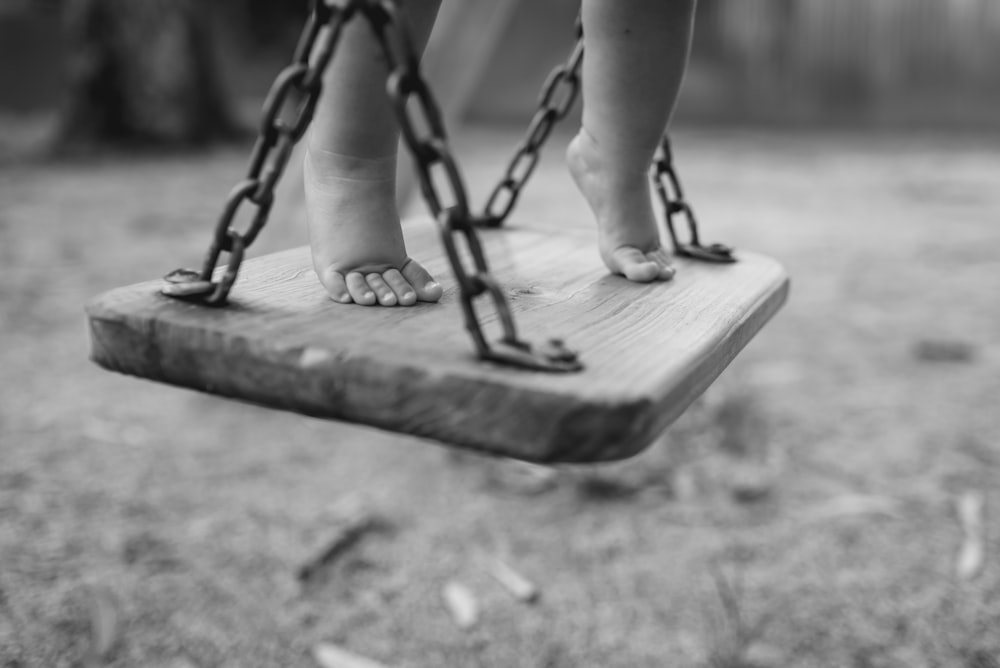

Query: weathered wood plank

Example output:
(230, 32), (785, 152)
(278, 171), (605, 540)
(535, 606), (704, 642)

(86, 217), (788, 463)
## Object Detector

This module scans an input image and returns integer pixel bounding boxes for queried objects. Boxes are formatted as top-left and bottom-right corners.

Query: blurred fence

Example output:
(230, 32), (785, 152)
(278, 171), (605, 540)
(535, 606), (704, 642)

(473, 0), (1000, 128)
(687, 0), (1000, 125)
(3, 0), (999, 128)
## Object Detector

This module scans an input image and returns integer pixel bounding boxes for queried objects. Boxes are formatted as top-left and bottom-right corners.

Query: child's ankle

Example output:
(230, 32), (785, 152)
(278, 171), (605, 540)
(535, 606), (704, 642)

(305, 146), (397, 182)
(570, 128), (651, 184)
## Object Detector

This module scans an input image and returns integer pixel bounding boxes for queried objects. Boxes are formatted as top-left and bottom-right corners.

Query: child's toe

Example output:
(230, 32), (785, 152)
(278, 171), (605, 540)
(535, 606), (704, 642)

(644, 250), (675, 281)
(382, 269), (417, 306)
(612, 247), (659, 283)
(401, 259), (443, 302)
(365, 273), (398, 306)
(319, 268), (352, 303)
(346, 272), (377, 305)
(623, 262), (660, 283)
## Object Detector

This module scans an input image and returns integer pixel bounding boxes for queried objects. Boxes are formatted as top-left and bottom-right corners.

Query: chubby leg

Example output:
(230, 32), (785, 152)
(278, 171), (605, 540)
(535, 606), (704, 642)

(568, 0), (697, 282)
(306, 0), (444, 306)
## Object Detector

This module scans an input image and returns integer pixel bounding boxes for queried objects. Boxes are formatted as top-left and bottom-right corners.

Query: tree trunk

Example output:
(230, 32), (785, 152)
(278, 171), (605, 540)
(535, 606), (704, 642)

(57, 0), (241, 150)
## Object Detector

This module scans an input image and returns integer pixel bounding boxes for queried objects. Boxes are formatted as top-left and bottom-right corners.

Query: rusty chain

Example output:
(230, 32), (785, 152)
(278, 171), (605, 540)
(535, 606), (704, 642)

(473, 17), (584, 228)
(163, 0), (357, 305)
(472, 20), (733, 266)
(651, 136), (735, 263)
(363, 0), (580, 371)
(162, 0), (580, 372)
(161, 0), (731, 371)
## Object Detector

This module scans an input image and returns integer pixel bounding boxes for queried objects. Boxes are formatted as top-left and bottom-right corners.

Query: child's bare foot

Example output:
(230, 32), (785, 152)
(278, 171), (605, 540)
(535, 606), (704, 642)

(305, 148), (443, 306)
(567, 130), (675, 282)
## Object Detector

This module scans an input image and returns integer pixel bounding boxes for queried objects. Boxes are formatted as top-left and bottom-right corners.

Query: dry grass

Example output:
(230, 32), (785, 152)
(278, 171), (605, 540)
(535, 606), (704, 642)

(1, 124), (999, 667)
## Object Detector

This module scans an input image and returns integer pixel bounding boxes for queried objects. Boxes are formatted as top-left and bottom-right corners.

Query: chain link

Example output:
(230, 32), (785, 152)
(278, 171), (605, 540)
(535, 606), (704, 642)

(651, 136), (735, 263)
(363, 0), (580, 371)
(474, 19), (733, 267)
(163, 0), (580, 372)
(162, 0), (357, 306)
(474, 18), (584, 228)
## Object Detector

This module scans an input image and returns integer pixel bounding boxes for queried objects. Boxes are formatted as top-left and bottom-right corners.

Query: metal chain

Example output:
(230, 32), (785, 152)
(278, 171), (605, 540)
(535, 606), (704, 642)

(162, 0), (357, 305)
(163, 0), (581, 372)
(473, 17), (584, 228)
(362, 0), (579, 372)
(651, 136), (736, 263)
(472, 16), (734, 267)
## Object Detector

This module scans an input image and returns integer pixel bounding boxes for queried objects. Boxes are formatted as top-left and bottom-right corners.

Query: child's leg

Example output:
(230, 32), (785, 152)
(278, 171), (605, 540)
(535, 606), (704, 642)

(568, 0), (697, 282)
(306, 0), (444, 306)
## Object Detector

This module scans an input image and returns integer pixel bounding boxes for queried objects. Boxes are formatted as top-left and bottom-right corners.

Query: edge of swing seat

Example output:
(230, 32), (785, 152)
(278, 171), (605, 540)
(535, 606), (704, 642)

(85, 215), (789, 464)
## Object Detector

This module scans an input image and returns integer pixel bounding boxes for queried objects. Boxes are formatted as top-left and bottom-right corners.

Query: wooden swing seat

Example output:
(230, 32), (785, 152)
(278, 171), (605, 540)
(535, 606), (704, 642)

(86, 216), (788, 463)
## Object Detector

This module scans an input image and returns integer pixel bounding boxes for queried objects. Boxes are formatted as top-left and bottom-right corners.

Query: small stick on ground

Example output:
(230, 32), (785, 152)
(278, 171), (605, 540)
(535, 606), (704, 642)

(956, 490), (986, 581)
(802, 494), (903, 522)
(84, 585), (120, 668)
(442, 581), (479, 630)
(313, 642), (391, 668)
(484, 558), (539, 603)
(298, 496), (384, 583)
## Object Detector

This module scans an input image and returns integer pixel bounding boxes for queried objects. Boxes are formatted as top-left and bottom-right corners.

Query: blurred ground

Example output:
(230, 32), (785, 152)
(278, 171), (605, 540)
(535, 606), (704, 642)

(1, 124), (999, 667)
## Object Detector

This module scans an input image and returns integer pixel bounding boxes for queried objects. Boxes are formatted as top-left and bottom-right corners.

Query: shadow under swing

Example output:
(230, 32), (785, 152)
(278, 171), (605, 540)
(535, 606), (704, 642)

(85, 0), (789, 464)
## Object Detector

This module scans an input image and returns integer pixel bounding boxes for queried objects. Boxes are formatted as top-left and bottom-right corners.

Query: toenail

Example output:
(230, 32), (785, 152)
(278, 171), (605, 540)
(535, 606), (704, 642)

(403, 292), (414, 300)
(364, 291), (374, 300)
(425, 281), (440, 291)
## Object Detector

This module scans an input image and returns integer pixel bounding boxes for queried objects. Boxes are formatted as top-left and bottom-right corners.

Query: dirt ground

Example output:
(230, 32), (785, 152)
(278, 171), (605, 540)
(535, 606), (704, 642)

(1, 124), (999, 668)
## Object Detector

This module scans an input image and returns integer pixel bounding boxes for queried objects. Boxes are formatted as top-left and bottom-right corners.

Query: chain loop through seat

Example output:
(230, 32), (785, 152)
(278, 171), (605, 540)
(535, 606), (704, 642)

(160, 0), (732, 372)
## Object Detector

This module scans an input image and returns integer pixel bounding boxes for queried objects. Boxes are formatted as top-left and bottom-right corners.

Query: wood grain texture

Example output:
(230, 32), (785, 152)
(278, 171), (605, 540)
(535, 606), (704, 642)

(86, 217), (789, 463)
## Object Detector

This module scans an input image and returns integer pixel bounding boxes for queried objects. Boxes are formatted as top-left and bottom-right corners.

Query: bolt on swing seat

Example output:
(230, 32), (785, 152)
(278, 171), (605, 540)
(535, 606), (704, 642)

(85, 0), (788, 463)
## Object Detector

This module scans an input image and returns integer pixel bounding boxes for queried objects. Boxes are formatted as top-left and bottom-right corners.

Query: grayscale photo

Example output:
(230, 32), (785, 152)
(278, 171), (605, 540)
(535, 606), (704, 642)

(1, 0), (998, 666)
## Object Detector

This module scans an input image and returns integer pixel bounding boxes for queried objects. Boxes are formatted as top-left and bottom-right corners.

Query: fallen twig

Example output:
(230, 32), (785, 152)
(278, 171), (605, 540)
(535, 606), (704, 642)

(956, 490), (986, 581)
(442, 580), (478, 630)
(84, 585), (120, 668)
(313, 642), (391, 668)
(487, 459), (560, 495)
(298, 496), (384, 583)
(484, 558), (539, 603)
(802, 494), (903, 522)
(705, 561), (772, 668)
